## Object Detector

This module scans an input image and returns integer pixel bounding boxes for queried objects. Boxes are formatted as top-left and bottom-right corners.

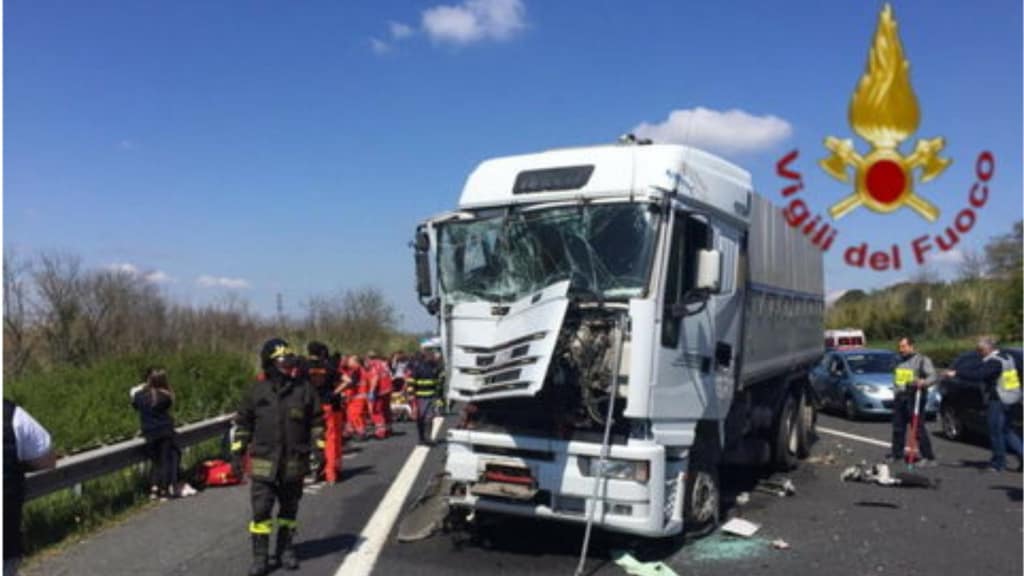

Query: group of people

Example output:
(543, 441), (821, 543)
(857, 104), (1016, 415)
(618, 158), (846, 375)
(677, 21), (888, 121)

(229, 337), (444, 576)
(887, 336), (1023, 473)
(2, 337), (445, 576)
(291, 341), (445, 485)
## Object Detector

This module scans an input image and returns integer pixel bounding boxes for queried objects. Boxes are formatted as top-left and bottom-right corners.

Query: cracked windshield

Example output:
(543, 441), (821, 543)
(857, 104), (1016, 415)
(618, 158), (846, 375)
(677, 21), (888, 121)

(438, 203), (661, 304)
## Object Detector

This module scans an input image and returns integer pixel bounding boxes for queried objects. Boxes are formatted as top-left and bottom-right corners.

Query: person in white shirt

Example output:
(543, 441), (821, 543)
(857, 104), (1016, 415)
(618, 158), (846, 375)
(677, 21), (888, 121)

(4, 400), (57, 576)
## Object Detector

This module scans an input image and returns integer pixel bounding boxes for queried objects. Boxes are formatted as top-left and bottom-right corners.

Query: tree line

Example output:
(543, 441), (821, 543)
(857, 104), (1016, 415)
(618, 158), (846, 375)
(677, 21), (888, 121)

(3, 252), (423, 379)
(827, 220), (1023, 342)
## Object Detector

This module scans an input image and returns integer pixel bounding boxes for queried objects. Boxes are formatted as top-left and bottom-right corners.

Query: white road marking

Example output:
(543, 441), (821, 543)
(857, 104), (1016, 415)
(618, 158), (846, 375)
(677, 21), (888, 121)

(818, 425), (890, 449)
(334, 444), (430, 576)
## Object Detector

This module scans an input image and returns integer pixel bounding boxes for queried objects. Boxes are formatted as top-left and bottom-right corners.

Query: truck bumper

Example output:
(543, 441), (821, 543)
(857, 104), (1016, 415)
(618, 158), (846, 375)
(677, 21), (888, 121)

(446, 429), (683, 538)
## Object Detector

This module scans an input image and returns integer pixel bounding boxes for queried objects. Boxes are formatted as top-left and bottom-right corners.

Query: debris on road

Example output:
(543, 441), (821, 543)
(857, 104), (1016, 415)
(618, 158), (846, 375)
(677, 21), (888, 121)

(805, 452), (837, 465)
(686, 533), (770, 562)
(840, 462), (939, 489)
(771, 539), (790, 550)
(735, 492), (750, 505)
(721, 517), (760, 537)
(755, 478), (796, 497)
(611, 551), (680, 576)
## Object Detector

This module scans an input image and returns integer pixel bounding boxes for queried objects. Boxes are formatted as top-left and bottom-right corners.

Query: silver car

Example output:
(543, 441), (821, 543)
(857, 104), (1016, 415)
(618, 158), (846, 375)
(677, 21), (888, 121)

(811, 349), (940, 419)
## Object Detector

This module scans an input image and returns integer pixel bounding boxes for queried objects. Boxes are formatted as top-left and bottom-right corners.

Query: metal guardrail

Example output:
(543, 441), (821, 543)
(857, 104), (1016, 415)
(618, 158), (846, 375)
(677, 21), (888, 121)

(25, 413), (236, 501)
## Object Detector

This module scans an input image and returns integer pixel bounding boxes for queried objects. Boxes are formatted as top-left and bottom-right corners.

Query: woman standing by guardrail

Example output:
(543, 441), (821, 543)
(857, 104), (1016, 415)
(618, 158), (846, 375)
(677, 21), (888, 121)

(130, 367), (179, 500)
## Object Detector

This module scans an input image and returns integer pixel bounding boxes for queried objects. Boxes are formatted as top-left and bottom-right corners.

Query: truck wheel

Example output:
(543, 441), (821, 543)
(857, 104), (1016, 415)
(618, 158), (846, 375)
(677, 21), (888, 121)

(684, 427), (720, 538)
(797, 392), (816, 458)
(773, 394), (799, 471)
(941, 404), (962, 441)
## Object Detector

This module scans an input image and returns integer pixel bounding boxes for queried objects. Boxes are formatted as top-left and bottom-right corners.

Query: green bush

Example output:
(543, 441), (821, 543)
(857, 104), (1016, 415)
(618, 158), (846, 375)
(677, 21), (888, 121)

(4, 351), (253, 453)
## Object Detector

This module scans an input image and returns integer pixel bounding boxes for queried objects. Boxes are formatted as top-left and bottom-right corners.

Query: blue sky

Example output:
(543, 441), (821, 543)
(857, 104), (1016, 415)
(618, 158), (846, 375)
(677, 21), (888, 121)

(5, 0), (1021, 331)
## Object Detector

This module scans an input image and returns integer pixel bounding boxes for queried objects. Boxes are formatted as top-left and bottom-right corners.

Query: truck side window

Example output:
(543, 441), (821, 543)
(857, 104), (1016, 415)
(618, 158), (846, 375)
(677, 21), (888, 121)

(661, 213), (711, 348)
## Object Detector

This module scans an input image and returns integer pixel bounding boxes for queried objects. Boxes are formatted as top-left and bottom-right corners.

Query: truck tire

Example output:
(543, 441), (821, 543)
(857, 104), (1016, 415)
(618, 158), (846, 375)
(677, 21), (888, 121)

(797, 391), (816, 458)
(684, 426), (720, 538)
(773, 394), (799, 471)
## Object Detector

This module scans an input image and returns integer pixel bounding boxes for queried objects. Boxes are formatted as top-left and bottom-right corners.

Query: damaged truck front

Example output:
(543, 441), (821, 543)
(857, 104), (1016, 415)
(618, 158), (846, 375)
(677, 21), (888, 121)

(414, 140), (824, 538)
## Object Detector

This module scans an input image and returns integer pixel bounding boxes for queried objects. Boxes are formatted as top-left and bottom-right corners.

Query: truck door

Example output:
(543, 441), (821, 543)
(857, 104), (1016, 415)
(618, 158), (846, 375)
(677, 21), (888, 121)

(651, 211), (716, 421)
(707, 220), (742, 418)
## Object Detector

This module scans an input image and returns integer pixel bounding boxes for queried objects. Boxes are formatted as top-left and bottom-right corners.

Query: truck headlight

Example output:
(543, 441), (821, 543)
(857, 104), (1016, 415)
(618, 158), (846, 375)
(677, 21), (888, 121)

(577, 457), (649, 483)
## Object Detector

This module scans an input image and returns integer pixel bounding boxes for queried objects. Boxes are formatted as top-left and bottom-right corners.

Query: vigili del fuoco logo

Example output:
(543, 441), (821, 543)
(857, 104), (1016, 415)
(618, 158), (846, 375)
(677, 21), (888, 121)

(774, 3), (995, 272)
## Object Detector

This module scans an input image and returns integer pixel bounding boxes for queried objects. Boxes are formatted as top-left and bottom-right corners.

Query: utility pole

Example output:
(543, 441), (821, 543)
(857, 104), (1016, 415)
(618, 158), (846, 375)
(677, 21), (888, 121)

(924, 296), (933, 338)
(276, 292), (285, 331)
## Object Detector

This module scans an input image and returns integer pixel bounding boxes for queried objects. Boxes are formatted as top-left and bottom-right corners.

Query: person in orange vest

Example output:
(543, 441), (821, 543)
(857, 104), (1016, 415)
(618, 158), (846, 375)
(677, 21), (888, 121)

(306, 342), (343, 483)
(342, 355), (369, 441)
(366, 352), (394, 439)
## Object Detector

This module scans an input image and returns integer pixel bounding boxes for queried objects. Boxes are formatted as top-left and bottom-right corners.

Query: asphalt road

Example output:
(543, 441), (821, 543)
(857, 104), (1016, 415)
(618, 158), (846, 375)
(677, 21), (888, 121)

(22, 421), (424, 576)
(22, 414), (1024, 576)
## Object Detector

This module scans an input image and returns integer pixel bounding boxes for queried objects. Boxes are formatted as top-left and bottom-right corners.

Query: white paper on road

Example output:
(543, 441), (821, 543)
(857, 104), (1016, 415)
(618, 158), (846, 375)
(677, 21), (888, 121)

(611, 551), (680, 576)
(721, 517), (760, 537)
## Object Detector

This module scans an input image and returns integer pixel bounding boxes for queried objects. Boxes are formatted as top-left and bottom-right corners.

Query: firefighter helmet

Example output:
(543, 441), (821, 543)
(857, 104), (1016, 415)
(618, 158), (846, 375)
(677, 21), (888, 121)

(260, 338), (294, 370)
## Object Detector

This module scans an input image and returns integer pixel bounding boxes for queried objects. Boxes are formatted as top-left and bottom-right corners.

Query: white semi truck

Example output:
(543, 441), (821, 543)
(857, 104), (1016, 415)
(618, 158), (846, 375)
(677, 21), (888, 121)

(413, 138), (824, 537)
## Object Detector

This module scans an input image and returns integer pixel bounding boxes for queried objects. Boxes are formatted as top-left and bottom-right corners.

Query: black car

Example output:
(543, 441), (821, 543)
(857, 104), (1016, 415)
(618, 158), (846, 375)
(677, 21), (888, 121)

(937, 348), (1023, 443)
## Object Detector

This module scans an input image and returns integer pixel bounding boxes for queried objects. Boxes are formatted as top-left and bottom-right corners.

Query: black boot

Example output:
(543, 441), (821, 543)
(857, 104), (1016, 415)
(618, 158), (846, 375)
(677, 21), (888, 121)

(275, 526), (299, 570)
(249, 534), (270, 576)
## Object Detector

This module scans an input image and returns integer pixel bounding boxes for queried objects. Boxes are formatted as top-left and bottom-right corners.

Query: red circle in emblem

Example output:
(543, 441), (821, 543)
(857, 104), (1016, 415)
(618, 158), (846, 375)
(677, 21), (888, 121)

(865, 160), (907, 205)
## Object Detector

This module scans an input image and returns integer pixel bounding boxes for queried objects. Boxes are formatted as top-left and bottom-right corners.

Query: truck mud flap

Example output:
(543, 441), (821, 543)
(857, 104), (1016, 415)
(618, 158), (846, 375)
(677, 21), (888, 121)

(397, 473), (452, 543)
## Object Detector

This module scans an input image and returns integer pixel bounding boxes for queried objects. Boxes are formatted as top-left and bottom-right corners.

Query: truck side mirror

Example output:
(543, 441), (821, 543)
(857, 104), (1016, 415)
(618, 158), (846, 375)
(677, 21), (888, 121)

(414, 230), (433, 300)
(695, 249), (722, 293)
(415, 230), (430, 252)
(416, 252), (432, 299)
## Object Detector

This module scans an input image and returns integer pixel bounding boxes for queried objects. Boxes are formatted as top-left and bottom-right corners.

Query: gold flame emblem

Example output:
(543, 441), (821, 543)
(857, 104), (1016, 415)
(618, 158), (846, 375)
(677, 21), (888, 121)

(820, 4), (951, 221)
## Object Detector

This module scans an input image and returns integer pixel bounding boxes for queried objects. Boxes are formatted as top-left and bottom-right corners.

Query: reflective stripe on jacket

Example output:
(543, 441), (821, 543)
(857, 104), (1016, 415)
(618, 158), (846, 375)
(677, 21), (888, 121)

(892, 352), (936, 392)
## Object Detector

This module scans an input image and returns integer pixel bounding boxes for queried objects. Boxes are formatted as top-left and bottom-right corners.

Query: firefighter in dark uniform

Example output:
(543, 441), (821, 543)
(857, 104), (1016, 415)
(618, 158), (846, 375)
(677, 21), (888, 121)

(231, 338), (324, 575)
(409, 351), (443, 444)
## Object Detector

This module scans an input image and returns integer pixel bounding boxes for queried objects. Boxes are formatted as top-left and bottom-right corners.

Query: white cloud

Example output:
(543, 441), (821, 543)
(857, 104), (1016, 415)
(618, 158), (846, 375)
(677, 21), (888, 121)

(930, 249), (964, 265)
(370, 38), (392, 54)
(144, 271), (173, 284)
(197, 275), (250, 290)
(107, 262), (173, 284)
(389, 21), (414, 39)
(422, 0), (525, 45)
(109, 262), (139, 275)
(632, 107), (793, 155)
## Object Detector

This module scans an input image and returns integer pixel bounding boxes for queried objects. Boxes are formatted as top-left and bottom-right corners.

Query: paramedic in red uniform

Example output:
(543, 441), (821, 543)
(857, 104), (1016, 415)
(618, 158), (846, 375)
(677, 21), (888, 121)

(342, 355), (369, 440)
(367, 352), (394, 439)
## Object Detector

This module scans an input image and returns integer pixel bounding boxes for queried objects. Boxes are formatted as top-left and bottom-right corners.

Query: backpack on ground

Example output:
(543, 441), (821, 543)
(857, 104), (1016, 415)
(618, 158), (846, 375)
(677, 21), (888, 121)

(195, 458), (243, 488)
